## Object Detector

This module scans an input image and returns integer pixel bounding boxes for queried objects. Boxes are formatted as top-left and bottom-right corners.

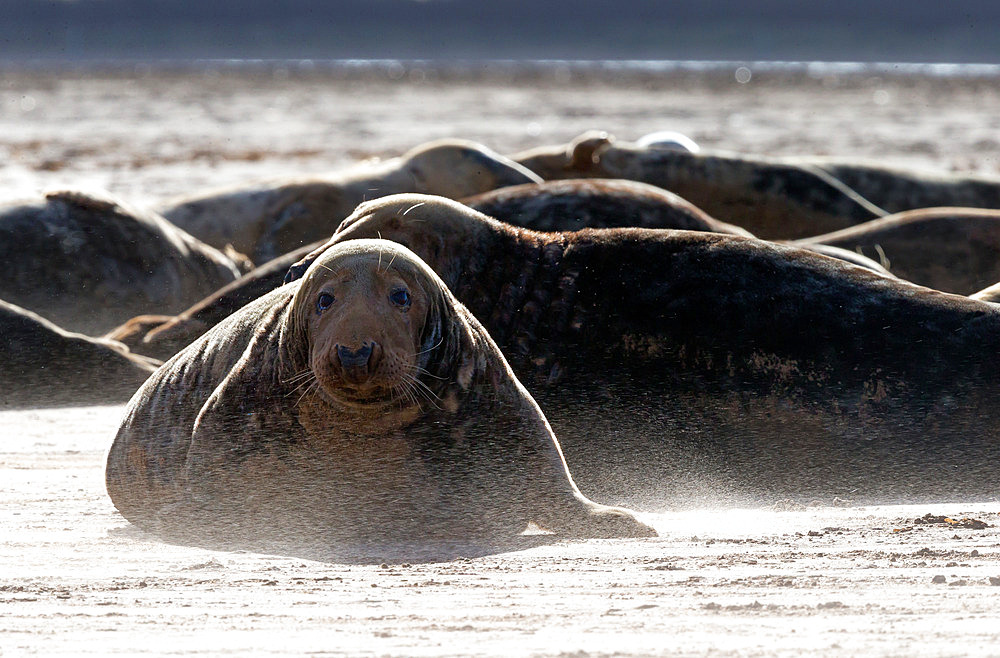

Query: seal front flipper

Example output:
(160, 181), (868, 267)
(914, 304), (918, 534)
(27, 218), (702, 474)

(455, 327), (657, 539)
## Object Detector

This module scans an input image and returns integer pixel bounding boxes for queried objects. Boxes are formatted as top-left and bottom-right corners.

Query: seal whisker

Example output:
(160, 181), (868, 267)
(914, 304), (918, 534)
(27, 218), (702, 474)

(294, 379), (320, 406)
(282, 369), (315, 385)
(284, 373), (317, 399)
(413, 336), (444, 357)
(408, 363), (446, 380)
(403, 371), (442, 409)
(402, 202), (425, 216)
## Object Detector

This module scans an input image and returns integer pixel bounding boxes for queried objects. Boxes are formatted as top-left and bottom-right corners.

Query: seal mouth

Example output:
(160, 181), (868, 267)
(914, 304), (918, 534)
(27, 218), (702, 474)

(312, 375), (425, 413)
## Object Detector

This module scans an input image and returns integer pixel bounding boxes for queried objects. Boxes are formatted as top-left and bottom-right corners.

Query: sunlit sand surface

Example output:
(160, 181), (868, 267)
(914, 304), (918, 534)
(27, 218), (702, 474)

(3, 405), (998, 656)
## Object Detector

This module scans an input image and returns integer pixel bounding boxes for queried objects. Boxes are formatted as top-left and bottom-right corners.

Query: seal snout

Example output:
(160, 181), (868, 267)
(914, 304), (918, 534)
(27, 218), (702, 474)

(335, 341), (381, 384)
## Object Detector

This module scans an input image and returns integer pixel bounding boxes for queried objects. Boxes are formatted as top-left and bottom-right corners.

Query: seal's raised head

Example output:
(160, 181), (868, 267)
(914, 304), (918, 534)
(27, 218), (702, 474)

(288, 239), (453, 411)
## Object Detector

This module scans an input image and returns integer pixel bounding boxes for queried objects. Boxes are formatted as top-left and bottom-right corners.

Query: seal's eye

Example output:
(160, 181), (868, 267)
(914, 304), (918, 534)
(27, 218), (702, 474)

(389, 288), (411, 309)
(316, 292), (335, 313)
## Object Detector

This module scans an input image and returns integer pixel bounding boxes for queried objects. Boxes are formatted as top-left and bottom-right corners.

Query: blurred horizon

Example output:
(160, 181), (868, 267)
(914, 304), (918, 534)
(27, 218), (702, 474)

(3, 0), (1000, 64)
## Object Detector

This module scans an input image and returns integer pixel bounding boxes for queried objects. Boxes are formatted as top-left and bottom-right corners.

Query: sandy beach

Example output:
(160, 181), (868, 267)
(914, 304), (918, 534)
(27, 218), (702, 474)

(3, 64), (1000, 656)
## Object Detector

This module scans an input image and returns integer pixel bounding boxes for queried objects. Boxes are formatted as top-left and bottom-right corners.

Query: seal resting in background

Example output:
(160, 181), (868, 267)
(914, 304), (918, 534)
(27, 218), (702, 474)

(463, 178), (889, 276)
(1, 300), (159, 409)
(511, 131), (887, 240)
(462, 178), (753, 236)
(105, 242), (322, 361)
(794, 207), (1000, 295)
(106, 240), (653, 552)
(161, 139), (541, 263)
(0, 190), (246, 336)
(810, 159), (1000, 214)
(288, 194), (1000, 506)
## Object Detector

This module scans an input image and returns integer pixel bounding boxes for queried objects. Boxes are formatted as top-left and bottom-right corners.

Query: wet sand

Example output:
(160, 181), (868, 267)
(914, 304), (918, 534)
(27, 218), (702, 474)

(3, 65), (1000, 655)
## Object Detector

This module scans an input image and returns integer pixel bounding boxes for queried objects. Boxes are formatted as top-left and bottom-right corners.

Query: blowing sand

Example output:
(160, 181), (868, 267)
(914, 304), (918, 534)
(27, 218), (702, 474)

(2, 64), (1000, 656)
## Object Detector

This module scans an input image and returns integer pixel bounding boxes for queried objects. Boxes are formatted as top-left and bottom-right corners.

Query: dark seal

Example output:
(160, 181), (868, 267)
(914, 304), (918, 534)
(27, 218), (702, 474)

(511, 131), (887, 239)
(795, 207), (1000, 295)
(0, 190), (245, 336)
(462, 178), (752, 236)
(1, 299), (159, 409)
(106, 239), (654, 552)
(288, 194), (1000, 506)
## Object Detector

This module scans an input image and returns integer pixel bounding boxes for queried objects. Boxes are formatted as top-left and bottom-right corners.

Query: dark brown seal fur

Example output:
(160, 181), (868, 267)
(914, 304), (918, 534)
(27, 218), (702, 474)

(462, 178), (753, 236)
(0, 190), (245, 336)
(511, 131), (887, 240)
(289, 194), (1000, 506)
(161, 139), (541, 263)
(795, 207), (1000, 295)
(106, 239), (653, 552)
(1, 300), (159, 408)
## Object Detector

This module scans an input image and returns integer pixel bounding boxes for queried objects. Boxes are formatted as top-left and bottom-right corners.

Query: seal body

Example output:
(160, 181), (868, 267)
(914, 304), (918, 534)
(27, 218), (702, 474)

(106, 240), (653, 551)
(161, 139), (541, 263)
(1, 300), (159, 408)
(105, 241), (323, 360)
(0, 191), (245, 336)
(511, 132), (886, 240)
(463, 178), (752, 236)
(812, 159), (1000, 214)
(795, 207), (1000, 295)
(289, 194), (1000, 505)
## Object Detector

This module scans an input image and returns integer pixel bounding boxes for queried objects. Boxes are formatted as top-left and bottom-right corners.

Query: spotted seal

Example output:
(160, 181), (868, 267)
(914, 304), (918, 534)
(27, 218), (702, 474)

(105, 239), (654, 551)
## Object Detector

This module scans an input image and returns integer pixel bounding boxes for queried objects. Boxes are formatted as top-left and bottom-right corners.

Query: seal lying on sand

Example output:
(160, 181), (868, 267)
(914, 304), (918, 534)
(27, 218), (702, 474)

(794, 207), (1000, 295)
(811, 159), (1000, 214)
(462, 178), (752, 236)
(511, 131), (887, 240)
(463, 178), (890, 276)
(0, 191), (245, 336)
(288, 194), (1000, 505)
(106, 240), (654, 551)
(161, 139), (541, 263)
(1, 300), (159, 409)
(105, 242), (322, 361)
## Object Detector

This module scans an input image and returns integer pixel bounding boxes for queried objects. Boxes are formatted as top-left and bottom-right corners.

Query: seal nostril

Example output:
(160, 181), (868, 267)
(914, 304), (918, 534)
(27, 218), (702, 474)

(337, 343), (373, 369)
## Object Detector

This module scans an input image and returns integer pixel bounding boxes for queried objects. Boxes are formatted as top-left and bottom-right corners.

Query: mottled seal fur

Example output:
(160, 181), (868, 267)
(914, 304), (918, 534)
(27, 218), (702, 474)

(462, 178), (753, 236)
(512, 131), (887, 240)
(161, 139), (542, 263)
(0, 190), (245, 336)
(106, 240), (653, 551)
(288, 194), (1000, 505)
(795, 207), (1000, 294)
(1, 300), (159, 409)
